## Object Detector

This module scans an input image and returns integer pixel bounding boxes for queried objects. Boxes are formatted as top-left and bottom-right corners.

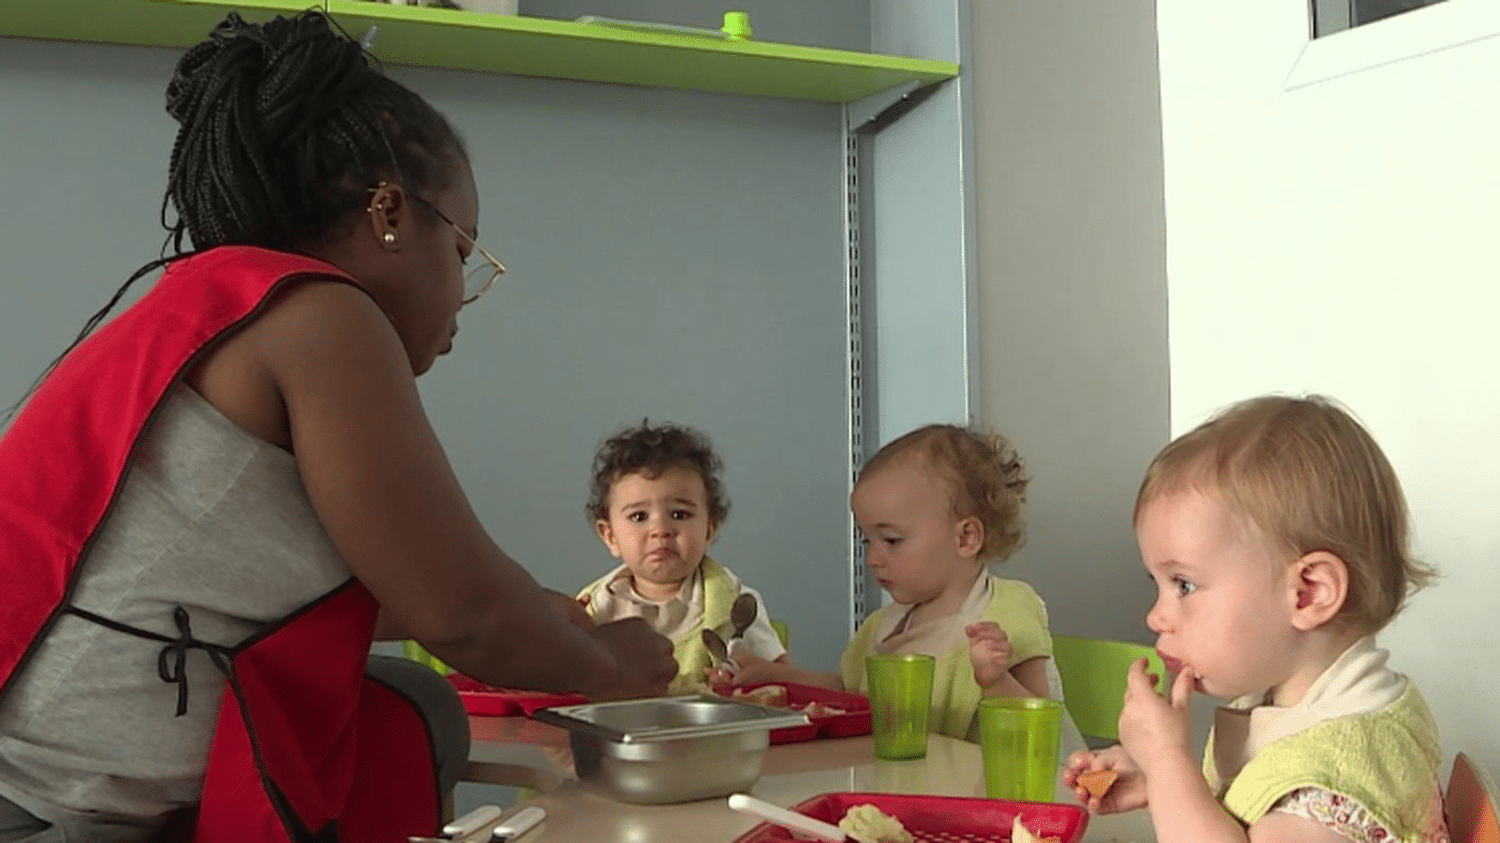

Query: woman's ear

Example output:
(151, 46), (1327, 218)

(365, 181), (408, 251)
(706, 521), (719, 545)
(1288, 550), (1349, 631)
(955, 516), (985, 561)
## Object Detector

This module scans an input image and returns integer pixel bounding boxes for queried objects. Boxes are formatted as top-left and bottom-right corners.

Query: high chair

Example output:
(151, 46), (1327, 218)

(1050, 634), (1163, 744)
(1447, 752), (1499, 843)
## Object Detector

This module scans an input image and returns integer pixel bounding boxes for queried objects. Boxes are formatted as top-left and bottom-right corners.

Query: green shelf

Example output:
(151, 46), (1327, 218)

(0, 0), (957, 104)
(0, 0), (311, 53)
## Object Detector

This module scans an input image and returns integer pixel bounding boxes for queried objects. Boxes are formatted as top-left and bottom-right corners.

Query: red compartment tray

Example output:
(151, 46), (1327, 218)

(711, 681), (871, 744)
(729, 793), (1089, 843)
(447, 673), (588, 717)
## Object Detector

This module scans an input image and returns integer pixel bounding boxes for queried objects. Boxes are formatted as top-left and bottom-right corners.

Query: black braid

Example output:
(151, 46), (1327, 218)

(3, 10), (468, 423)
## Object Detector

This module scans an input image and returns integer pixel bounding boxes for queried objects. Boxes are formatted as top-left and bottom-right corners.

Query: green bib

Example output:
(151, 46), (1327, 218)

(1207, 683), (1444, 841)
(578, 556), (739, 695)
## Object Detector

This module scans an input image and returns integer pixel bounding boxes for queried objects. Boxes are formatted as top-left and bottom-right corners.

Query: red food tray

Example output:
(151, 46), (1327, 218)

(729, 793), (1089, 843)
(712, 681), (872, 744)
(447, 673), (588, 717)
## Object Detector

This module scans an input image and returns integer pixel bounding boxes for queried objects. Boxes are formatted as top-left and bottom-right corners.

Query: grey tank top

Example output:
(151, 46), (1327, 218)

(0, 385), (353, 826)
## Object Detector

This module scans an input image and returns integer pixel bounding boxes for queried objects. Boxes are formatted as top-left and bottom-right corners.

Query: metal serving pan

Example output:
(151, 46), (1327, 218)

(532, 695), (810, 804)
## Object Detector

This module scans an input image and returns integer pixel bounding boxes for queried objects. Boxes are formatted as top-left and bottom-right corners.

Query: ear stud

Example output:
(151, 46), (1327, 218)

(383, 232), (397, 245)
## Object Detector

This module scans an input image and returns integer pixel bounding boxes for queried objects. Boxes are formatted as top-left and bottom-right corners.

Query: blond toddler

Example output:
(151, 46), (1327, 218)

(728, 424), (1079, 745)
(1064, 395), (1447, 843)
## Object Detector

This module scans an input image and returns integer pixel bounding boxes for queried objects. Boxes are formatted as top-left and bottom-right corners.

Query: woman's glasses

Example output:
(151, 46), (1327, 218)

(413, 196), (506, 305)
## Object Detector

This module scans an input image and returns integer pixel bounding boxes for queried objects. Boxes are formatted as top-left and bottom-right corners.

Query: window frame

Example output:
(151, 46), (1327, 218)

(1286, 0), (1500, 91)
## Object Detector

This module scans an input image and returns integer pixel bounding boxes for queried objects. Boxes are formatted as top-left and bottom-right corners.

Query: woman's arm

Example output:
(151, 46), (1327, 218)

(209, 281), (673, 698)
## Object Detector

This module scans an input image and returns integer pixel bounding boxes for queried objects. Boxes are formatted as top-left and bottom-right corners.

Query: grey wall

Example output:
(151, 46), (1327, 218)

(867, 0), (973, 445)
(0, 0), (869, 679)
(967, 1), (1170, 644)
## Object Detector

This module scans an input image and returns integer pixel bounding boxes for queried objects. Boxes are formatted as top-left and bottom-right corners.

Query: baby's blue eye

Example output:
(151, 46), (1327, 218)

(1172, 576), (1197, 597)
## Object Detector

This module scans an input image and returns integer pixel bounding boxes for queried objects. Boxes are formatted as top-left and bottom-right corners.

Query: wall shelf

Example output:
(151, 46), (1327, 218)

(0, 1), (958, 104)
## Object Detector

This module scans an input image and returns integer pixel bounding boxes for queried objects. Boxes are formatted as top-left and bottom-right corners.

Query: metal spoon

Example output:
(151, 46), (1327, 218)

(729, 593), (758, 641)
(701, 628), (737, 672)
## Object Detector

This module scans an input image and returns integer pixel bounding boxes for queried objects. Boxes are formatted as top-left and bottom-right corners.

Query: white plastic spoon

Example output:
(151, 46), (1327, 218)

(727, 793), (847, 842)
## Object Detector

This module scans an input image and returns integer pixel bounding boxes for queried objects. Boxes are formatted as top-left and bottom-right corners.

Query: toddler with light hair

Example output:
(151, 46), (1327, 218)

(1066, 395), (1445, 843)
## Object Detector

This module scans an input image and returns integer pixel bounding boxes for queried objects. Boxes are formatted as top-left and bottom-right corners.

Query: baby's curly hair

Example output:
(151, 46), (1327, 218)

(586, 420), (730, 526)
(860, 424), (1030, 561)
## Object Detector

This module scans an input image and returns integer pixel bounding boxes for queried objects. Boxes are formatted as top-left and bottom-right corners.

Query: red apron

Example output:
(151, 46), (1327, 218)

(0, 246), (439, 841)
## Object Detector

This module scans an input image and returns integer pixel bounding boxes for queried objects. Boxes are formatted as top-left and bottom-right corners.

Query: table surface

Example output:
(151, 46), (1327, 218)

(459, 715), (1157, 843)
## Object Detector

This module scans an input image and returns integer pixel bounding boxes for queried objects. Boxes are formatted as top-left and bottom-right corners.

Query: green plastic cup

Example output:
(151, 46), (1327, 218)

(977, 697), (1063, 802)
(865, 653), (935, 760)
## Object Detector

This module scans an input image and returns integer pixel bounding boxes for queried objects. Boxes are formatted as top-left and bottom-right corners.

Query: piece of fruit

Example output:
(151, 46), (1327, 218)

(1077, 769), (1119, 800)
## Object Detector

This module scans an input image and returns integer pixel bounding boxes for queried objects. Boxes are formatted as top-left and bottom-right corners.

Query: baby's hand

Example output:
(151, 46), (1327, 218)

(1117, 657), (1194, 777)
(727, 652), (781, 684)
(965, 622), (1012, 690)
(1062, 744), (1146, 814)
(704, 652), (783, 687)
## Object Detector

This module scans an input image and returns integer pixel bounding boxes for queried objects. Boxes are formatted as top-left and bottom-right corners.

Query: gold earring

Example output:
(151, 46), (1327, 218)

(383, 232), (397, 245)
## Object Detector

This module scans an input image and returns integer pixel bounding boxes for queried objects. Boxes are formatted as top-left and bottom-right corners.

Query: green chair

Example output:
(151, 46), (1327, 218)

(402, 640), (450, 675)
(1051, 634), (1164, 745)
(770, 619), (789, 649)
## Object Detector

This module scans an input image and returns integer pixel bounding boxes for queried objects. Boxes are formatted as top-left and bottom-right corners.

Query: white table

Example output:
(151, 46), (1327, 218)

(461, 716), (1156, 842)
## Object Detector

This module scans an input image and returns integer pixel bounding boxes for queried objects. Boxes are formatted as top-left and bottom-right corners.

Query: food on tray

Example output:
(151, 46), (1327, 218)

(733, 684), (788, 707)
(1076, 769), (1119, 800)
(838, 803), (913, 843)
(1010, 814), (1064, 843)
(729, 685), (848, 717)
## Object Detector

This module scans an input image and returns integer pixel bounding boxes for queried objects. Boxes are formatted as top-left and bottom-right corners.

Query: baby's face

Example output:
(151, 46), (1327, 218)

(595, 467), (716, 602)
(1137, 491), (1300, 701)
(851, 455), (976, 607)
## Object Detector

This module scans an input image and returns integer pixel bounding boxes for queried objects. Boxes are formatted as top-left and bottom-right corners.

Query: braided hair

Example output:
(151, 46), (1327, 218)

(162, 10), (465, 251)
(4, 11), (467, 421)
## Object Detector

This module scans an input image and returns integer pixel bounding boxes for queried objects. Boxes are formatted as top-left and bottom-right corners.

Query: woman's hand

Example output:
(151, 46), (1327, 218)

(579, 618), (678, 700)
(1117, 657), (1195, 778)
(1062, 744), (1147, 814)
(965, 621), (1013, 691)
(547, 589), (595, 631)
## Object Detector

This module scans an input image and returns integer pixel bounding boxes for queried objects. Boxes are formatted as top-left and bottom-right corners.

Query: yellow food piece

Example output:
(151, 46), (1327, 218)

(838, 804), (913, 843)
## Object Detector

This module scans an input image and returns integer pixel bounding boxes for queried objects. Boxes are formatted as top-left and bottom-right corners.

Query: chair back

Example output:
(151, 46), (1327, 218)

(770, 619), (789, 649)
(1050, 634), (1163, 743)
(1447, 752), (1500, 843)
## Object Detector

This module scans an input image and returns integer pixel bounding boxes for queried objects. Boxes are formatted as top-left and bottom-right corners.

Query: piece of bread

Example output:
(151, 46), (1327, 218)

(839, 804), (912, 843)
(1010, 815), (1063, 843)
(731, 684), (788, 708)
(1076, 769), (1119, 800)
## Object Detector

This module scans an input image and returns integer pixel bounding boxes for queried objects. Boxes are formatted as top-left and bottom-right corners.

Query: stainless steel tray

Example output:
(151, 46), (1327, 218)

(532, 694), (809, 743)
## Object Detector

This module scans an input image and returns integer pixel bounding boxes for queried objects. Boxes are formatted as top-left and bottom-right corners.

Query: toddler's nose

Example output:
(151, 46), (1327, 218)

(1145, 600), (1170, 635)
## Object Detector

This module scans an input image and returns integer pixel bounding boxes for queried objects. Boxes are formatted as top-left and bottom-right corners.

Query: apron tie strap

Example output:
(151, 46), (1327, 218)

(65, 604), (232, 716)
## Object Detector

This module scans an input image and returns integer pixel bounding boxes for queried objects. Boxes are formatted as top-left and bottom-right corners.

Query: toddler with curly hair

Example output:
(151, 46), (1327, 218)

(578, 420), (787, 694)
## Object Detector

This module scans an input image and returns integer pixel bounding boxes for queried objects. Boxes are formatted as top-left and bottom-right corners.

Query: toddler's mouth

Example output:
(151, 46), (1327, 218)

(1157, 651), (1187, 676)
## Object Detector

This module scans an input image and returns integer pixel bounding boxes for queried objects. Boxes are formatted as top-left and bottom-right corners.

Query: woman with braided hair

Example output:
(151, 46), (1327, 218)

(0, 11), (676, 842)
